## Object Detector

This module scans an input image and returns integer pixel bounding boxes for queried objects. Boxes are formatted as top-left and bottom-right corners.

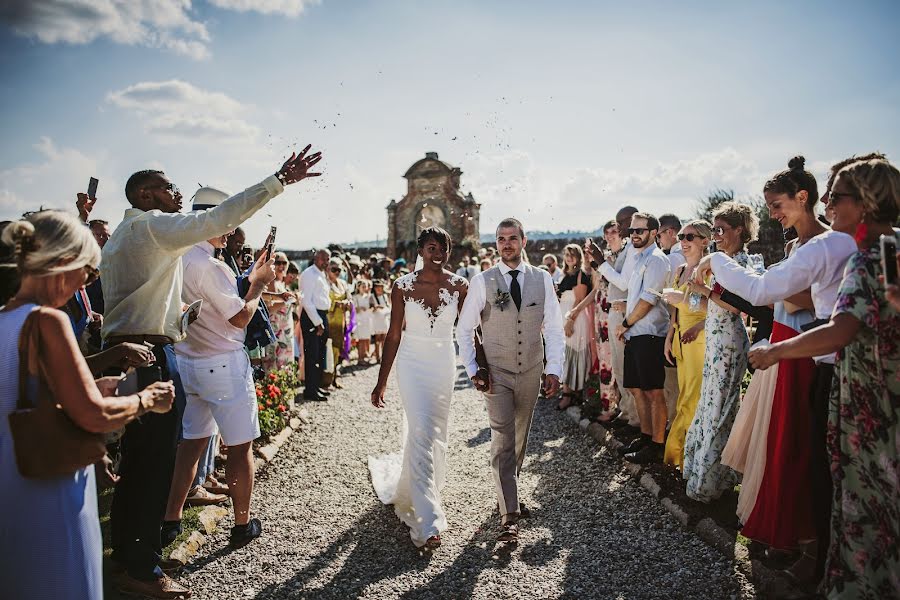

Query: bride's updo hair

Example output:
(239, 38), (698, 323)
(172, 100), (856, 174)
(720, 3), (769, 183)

(1, 210), (100, 276)
(416, 226), (452, 251)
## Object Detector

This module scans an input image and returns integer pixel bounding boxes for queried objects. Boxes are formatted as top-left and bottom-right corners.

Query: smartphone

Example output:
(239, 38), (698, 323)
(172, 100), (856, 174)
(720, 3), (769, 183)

(136, 365), (162, 389)
(881, 234), (898, 286)
(264, 226), (277, 261)
(87, 177), (99, 199)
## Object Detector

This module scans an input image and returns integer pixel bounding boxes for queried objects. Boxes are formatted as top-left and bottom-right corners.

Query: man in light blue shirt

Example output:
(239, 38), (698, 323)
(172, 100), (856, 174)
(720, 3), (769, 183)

(613, 213), (671, 464)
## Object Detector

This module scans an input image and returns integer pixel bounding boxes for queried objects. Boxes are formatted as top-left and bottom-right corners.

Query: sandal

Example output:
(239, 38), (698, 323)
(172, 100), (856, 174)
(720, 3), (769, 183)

(424, 535), (441, 550)
(497, 522), (519, 543)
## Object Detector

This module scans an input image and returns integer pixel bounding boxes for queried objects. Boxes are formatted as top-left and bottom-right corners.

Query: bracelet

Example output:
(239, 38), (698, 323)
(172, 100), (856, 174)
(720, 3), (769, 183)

(622, 318), (631, 328)
(275, 170), (288, 186)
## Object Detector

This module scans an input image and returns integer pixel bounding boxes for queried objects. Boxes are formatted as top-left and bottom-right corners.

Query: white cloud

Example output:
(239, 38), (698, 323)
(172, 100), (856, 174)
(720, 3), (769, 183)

(0, 137), (127, 221)
(207, 0), (320, 17)
(107, 79), (261, 144)
(0, 0), (212, 60)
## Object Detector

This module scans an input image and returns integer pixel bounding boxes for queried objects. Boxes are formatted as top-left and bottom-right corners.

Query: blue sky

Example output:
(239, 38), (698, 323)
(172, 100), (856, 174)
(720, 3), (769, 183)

(1, 0), (898, 249)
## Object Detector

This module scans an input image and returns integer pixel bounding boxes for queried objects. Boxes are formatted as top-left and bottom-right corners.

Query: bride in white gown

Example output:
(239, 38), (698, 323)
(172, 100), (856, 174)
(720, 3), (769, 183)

(369, 227), (467, 549)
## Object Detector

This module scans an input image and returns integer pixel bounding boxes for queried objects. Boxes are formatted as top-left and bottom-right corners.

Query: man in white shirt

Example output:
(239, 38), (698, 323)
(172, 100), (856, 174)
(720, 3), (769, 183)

(166, 188), (277, 552)
(103, 146), (321, 598)
(543, 253), (565, 286)
(300, 249), (332, 400)
(656, 213), (686, 424)
(457, 218), (565, 542)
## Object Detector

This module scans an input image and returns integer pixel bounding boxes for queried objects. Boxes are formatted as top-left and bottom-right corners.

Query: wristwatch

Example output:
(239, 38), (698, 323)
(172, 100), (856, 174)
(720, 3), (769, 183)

(622, 318), (632, 328)
(711, 282), (724, 298)
(275, 170), (289, 186)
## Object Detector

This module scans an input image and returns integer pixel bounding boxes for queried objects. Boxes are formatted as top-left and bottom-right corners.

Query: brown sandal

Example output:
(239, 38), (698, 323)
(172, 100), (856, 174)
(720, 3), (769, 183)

(424, 535), (441, 550)
(497, 522), (519, 543)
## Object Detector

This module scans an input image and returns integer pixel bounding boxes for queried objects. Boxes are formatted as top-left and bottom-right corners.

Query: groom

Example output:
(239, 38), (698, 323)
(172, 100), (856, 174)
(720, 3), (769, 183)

(457, 217), (566, 542)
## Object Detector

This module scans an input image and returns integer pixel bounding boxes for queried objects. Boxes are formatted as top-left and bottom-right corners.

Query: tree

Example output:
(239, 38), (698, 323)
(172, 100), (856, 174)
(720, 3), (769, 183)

(693, 189), (786, 266)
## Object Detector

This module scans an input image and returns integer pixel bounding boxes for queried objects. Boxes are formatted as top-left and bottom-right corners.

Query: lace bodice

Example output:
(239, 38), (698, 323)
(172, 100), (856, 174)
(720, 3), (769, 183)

(395, 271), (465, 339)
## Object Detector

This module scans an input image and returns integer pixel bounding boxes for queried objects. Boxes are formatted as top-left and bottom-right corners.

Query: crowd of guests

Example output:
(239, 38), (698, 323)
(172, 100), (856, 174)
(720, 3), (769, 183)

(0, 148), (897, 600)
(0, 146), (322, 599)
(564, 154), (898, 600)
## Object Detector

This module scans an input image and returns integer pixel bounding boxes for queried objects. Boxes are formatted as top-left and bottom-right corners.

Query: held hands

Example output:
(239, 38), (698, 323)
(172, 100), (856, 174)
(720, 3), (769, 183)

(615, 323), (627, 341)
(471, 367), (492, 393)
(249, 255), (277, 286)
(371, 383), (387, 408)
(276, 144), (323, 185)
(543, 374), (561, 398)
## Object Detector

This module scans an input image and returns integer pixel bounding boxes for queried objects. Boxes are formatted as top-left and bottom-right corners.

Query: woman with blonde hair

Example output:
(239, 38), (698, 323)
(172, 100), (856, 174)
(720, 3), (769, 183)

(682, 201), (757, 502)
(661, 219), (711, 468)
(324, 258), (351, 387)
(558, 243), (593, 410)
(0, 211), (175, 600)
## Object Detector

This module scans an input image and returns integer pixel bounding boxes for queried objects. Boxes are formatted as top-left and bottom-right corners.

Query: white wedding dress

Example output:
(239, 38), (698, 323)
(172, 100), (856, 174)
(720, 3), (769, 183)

(367, 271), (461, 547)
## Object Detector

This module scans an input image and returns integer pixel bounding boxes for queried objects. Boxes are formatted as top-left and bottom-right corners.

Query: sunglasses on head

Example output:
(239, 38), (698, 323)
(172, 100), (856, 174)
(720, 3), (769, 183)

(627, 227), (649, 235)
(677, 233), (705, 242)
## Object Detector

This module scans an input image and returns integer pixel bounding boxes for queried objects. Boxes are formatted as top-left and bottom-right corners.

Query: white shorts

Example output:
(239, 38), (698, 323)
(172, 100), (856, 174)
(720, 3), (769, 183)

(177, 349), (260, 446)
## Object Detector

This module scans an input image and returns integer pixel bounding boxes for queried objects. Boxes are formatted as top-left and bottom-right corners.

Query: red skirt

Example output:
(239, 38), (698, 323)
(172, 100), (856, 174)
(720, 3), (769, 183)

(740, 321), (817, 548)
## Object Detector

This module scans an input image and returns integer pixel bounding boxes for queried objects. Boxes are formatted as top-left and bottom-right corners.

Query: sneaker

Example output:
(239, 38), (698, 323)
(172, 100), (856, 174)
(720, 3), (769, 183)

(184, 485), (228, 507)
(625, 442), (664, 464)
(117, 573), (191, 599)
(229, 517), (263, 549)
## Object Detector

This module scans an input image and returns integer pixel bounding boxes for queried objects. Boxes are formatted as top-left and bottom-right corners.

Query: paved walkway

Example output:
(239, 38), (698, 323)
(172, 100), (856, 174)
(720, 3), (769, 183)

(178, 363), (753, 599)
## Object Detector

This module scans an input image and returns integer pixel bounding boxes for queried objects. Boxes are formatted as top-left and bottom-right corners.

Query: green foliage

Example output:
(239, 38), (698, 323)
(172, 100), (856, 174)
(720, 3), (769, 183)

(256, 362), (299, 438)
(693, 188), (786, 266)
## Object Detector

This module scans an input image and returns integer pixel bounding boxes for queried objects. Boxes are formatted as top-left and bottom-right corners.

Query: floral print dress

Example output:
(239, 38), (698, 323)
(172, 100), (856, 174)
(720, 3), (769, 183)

(594, 278), (618, 410)
(682, 251), (749, 503)
(826, 247), (899, 600)
(268, 279), (296, 370)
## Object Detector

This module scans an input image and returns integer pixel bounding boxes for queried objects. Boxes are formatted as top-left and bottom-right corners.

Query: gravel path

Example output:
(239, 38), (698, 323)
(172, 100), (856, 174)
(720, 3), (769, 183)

(178, 362), (754, 599)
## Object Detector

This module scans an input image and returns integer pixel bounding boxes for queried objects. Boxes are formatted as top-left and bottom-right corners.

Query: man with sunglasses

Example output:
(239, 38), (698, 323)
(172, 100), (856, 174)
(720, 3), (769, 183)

(101, 146), (321, 599)
(605, 213), (672, 463)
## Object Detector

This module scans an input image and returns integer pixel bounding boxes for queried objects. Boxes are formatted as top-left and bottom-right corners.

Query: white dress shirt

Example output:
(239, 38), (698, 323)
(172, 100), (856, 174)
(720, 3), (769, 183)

(175, 242), (246, 359)
(710, 229), (857, 363)
(457, 261), (566, 378)
(101, 175), (284, 341)
(300, 264), (331, 326)
(667, 245), (687, 272)
(623, 242), (671, 339)
(549, 267), (565, 285)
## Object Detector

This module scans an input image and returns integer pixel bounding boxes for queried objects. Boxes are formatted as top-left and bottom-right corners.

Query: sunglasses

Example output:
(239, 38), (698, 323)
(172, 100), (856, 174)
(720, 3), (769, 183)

(144, 182), (181, 196)
(712, 226), (732, 236)
(83, 265), (100, 286)
(273, 260), (288, 266)
(827, 191), (857, 206)
(329, 267), (342, 273)
(626, 227), (649, 235)
(677, 233), (705, 242)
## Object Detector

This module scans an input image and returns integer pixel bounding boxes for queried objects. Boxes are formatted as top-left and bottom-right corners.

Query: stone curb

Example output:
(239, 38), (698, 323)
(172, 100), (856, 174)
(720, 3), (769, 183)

(563, 406), (798, 599)
(168, 406), (310, 565)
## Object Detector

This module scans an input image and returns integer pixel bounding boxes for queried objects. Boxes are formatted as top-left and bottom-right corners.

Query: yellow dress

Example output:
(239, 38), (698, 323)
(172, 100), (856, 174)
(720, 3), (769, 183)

(663, 269), (708, 468)
(324, 283), (349, 384)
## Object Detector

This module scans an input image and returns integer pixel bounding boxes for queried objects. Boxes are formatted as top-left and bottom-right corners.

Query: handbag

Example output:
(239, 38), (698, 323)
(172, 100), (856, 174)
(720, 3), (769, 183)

(7, 308), (107, 479)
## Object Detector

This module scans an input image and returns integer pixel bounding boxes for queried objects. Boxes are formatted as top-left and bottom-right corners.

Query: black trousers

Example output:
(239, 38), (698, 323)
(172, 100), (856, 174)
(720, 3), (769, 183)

(301, 310), (329, 397)
(810, 362), (835, 580)
(110, 344), (180, 580)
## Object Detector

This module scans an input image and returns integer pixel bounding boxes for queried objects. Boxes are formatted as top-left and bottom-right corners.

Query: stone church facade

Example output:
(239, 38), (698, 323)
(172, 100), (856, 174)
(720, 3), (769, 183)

(386, 152), (481, 263)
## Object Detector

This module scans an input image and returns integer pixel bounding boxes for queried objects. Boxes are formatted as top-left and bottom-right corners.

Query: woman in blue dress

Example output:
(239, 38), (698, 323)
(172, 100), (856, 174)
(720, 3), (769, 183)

(0, 211), (175, 599)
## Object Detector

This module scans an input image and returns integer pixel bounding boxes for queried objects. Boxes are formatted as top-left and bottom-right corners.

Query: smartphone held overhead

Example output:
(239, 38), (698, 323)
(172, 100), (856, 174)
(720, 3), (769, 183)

(87, 177), (99, 199)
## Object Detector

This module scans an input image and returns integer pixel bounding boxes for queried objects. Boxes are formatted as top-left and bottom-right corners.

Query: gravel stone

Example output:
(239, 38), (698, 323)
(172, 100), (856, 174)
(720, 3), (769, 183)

(146, 362), (754, 599)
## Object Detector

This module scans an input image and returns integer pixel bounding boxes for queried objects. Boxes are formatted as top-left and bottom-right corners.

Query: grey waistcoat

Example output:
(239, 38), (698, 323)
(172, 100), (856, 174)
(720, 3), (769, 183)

(479, 264), (546, 373)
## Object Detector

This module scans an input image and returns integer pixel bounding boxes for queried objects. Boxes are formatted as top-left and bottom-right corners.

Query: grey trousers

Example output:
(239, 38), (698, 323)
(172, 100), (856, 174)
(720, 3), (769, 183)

(607, 310), (638, 425)
(484, 363), (543, 516)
